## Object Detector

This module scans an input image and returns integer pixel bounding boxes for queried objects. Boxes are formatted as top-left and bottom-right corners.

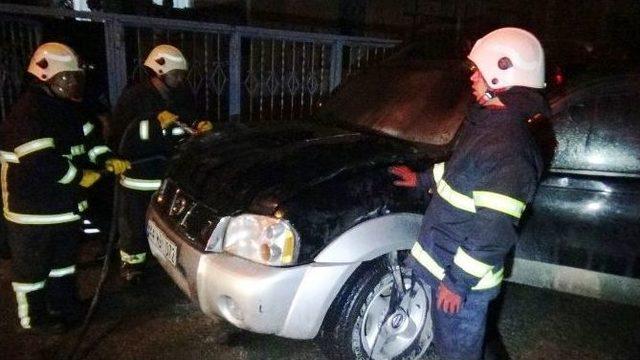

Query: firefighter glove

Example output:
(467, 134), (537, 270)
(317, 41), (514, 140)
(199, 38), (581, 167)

(157, 110), (179, 129)
(389, 165), (417, 187)
(196, 120), (213, 133)
(105, 158), (131, 175)
(80, 170), (101, 188)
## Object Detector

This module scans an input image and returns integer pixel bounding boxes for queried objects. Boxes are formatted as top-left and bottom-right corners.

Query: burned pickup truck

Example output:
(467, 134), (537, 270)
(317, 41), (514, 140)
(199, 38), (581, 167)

(146, 41), (640, 359)
(146, 50), (466, 360)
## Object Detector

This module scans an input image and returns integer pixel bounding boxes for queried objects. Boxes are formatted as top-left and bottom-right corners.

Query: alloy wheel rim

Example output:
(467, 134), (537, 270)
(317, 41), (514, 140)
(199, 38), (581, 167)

(360, 273), (428, 359)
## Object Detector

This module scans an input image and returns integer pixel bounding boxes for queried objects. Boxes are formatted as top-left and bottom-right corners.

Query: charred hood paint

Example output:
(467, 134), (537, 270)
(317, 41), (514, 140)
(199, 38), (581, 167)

(169, 122), (413, 213)
(166, 121), (441, 262)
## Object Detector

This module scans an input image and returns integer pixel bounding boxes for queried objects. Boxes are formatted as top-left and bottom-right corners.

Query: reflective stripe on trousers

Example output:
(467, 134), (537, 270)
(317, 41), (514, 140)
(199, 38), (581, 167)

(12, 281), (46, 329)
(120, 250), (147, 264)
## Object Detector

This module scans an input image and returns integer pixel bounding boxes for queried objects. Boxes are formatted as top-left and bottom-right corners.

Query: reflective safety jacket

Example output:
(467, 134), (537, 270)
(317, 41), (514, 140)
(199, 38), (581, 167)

(0, 86), (113, 225)
(117, 116), (186, 192)
(409, 87), (548, 297)
(109, 80), (196, 150)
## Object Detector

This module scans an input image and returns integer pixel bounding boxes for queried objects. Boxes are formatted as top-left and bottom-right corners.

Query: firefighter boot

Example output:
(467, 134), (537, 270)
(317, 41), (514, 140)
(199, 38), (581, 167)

(47, 270), (84, 329)
(120, 250), (147, 285)
(120, 261), (146, 285)
(12, 282), (65, 335)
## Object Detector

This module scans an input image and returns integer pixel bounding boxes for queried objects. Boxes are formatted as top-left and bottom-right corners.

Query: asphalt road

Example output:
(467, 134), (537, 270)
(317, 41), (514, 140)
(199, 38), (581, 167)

(1, 238), (639, 360)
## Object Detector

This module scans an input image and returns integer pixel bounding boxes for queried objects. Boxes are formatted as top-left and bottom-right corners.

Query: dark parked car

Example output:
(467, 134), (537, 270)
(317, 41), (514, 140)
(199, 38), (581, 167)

(146, 42), (640, 359)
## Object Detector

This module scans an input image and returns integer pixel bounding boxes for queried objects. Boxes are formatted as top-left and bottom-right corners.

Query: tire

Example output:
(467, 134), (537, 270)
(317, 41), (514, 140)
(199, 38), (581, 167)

(319, 258), (432, 360)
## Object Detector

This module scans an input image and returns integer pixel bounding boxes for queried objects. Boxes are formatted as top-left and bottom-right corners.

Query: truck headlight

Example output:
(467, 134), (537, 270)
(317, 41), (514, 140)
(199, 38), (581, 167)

(223, 214), (299, 266)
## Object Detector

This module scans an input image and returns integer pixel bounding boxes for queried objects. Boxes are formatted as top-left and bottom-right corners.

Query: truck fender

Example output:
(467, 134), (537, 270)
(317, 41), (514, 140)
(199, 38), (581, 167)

(279, 213), (422, 338)
(314, 212), (422, 263)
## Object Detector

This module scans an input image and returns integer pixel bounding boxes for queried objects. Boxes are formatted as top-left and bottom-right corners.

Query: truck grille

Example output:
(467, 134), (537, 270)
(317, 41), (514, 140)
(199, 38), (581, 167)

(154, 180), (220, 250)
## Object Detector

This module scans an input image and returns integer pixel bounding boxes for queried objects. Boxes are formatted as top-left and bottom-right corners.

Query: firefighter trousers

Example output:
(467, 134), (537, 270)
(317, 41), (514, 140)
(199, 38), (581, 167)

(6, 221), (81, 329)
(118, 186), (154, 266)
(431, 285), (498, 360)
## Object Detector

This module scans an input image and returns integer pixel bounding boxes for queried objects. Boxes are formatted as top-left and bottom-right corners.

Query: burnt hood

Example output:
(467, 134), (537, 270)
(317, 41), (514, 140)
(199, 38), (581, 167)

(166, 121), (421, 215)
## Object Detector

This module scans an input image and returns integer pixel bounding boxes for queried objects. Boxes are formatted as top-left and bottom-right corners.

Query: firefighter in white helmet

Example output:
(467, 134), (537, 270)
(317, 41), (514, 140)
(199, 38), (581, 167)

(0, 42), (129, 334)
(110, 44), (212, 284)
(390, 27), (549, 359)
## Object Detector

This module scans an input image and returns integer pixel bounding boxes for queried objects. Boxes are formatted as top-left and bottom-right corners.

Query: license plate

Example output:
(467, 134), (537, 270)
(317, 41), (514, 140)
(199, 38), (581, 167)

(147, 220), (178, 266)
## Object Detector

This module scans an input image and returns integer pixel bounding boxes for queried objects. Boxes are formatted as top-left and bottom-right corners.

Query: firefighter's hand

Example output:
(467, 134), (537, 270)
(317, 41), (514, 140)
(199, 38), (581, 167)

(157, 110), (179, 129)
(437, 282), (463, 314)
(104, 158), (131, 175)
(80, 170), (101, 188)
(389, 165), (417, 187)
(196, 120), (213, 133)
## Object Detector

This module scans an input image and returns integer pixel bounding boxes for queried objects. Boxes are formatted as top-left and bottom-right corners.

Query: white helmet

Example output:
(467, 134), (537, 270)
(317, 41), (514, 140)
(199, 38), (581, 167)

(27, 42), (83, 81)
(468, 27), (545, 89)
(144, 44), (188, 76)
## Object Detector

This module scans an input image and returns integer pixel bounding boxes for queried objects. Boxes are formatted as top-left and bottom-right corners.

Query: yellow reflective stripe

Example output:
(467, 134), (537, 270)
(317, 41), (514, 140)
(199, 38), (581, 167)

(49, 265), (76, 278)
(436, 180), (476, 213)
(120, 250), (147, 264)
(473, 191), (526, 218)
(4, 210), (80, 225)
(171, 127), (186, 136)
(88, 145), (110, 164)
(70, 144), (85, 156)
(453, 247), (494, 278)
(12, 281), (46, 329)
(411, 242), (445, 280)
(78, 200), (88, 212)
(433, 162), (445, 183)
(83, 122), (95, 136)
(12, 281), (46, 293)
(0, 151), (19, 163)
(120, 176), (161, 191)
(58, 162), (78, 184)
(14, 138), (54, 158)
(139, 120), (150, 140)
(16, 291), (31, 328)
(411, 242), (503, 290)
(472, 268), (504, 290)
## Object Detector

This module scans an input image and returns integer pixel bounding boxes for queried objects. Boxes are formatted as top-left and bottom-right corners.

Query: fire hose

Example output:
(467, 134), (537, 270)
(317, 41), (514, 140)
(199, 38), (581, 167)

(65, 120), (197, 360)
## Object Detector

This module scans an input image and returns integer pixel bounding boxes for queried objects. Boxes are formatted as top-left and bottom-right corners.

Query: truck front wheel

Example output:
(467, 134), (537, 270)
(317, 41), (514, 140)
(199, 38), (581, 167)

(320, 260), (433, 359)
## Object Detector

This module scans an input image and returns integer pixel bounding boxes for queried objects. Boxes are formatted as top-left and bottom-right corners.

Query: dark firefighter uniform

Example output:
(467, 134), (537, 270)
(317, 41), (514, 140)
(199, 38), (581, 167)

(0, 85), (114, 329)
(109, 79), (196, 150)
(111, 79), (195, 274)
(116, 112), (190, 274)
(408, 87), (548, 359)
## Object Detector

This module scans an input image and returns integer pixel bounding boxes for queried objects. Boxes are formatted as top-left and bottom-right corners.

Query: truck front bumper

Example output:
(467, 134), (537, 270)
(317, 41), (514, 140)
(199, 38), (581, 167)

(147, 205), (359, 339)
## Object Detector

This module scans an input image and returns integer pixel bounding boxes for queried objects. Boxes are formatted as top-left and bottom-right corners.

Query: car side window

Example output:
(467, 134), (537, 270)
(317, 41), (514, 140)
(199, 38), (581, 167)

(549, 106), (590, 170)
(566, 91), (640, 173)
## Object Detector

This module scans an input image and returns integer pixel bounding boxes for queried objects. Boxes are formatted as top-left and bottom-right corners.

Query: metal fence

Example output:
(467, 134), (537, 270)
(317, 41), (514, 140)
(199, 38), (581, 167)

(0, 4), (399, 124)
(0, 15), (41, 121)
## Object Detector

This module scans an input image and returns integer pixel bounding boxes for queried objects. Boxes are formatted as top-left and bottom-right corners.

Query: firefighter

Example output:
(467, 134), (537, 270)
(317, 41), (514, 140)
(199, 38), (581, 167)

(390, 27), (549, 359)
(111, 44), (211, 283)
(0, 42), (130, 333)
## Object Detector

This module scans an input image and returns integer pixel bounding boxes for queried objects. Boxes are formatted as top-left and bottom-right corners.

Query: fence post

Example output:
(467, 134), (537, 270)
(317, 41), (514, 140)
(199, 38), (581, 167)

(329, 40), (343, 92)
(104, 19), (127, 109)
(228, 31), (241, 120)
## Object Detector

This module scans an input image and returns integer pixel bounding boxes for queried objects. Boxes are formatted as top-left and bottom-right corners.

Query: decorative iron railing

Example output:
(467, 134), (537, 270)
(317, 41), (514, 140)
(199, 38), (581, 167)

(0, 15), (41, 121)
(0, 4), (399, 124)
